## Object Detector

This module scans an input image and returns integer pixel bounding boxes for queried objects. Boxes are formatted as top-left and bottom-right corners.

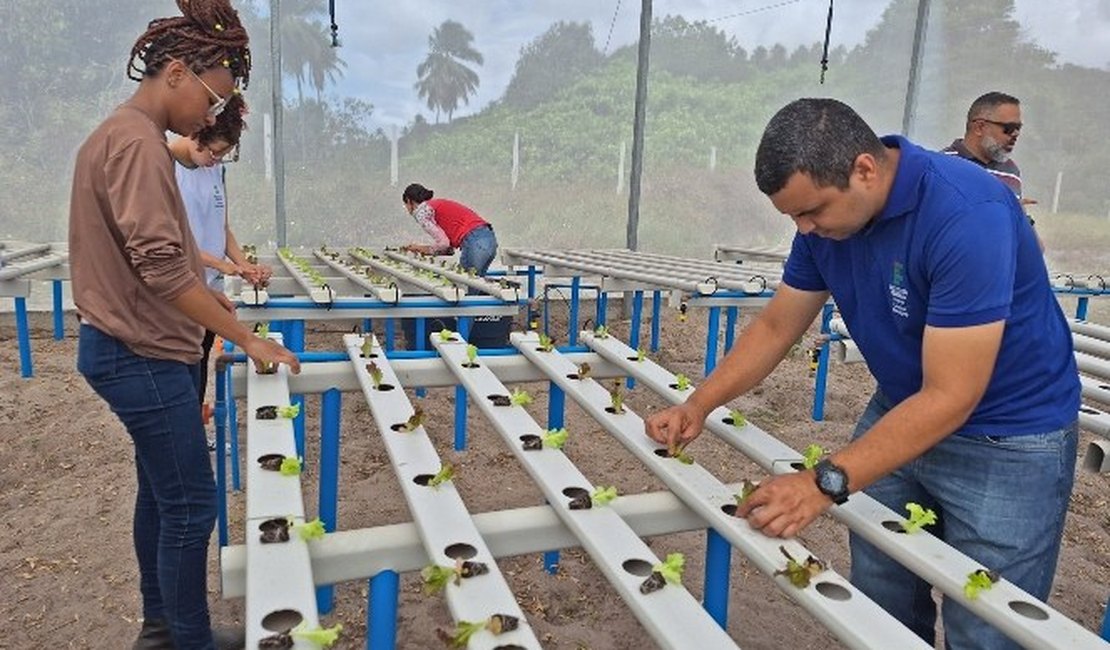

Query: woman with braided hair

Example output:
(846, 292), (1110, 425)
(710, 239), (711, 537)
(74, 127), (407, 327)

(68, 1), (298, 648)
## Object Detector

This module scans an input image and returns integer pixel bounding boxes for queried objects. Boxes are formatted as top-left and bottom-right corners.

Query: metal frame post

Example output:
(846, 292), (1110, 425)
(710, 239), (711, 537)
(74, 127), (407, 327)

(703, 528), (732, 627)
(52, 280), (64, 340)
(368, 571), (399, 649)
(704, 306), (721, 375)
(316, 388), (341, 613)
(15, 297), (32, 378)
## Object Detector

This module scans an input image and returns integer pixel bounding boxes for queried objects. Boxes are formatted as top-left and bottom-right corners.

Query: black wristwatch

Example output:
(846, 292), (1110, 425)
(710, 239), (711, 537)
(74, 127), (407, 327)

(814, 459), (850, 505)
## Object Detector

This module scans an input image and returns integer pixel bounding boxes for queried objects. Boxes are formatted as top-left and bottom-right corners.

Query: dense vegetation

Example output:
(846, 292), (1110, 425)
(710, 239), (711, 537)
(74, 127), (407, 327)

(2, 0), (1108, 256)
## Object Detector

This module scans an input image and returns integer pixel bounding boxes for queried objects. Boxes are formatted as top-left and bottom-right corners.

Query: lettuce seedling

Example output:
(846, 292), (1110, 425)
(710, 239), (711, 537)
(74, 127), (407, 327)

(293, 518), (327, 541)
(438, 328), (455, 341)
(594, 325), (610, 339)
(673, 373), (691, 391)
(542, 428), (568, 449)
(278, 404), (300, 419)
(654, 553), (685, 585)
(289, 622), (342, 647)
(667, 442), (694, 465)
(538, 333), (555, 352)
(442, 613), (520, 646)
(445, 620), (486, 647)
(801, 444), (826, 470)
(256, 322), (270, 338)
(964, 569), (999, 599)
(774, 546), (826, 589)
(421, 564), (457, 594)
(734, 479), (759, 508)
(591, 486), (618, 506)
(608, 380), (625, 414)
(635, 347), (647, 362)
(465, 344), (478, 365)
(900, 502), (938, 534)
(428, 463), (455, 488)
(360, 336), (374, 358)
(279, 456), (302, 476)
(727, 408), (747, 427)
(509, 389), (533, 406)
(366, 361), (383, 388)
(575, 362), (591, 379)
(400, 407), (425, 432)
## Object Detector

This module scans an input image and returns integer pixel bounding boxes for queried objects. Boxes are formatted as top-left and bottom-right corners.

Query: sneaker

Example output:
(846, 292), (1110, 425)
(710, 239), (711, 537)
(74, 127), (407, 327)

(133, 619), (245, 650)
(207, 437), (218, 452)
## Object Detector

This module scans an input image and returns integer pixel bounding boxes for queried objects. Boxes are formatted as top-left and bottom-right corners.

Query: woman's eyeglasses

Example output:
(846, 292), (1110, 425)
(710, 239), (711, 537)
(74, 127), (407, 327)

(173, 59), (229, 117)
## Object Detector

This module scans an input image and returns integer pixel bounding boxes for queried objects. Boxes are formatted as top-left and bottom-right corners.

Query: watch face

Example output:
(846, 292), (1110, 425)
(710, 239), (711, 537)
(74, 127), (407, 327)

(817, 463), (848, 494)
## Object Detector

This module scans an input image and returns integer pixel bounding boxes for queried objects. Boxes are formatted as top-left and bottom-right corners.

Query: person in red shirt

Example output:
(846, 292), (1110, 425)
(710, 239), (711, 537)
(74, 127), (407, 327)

(401, 183), (498, 274)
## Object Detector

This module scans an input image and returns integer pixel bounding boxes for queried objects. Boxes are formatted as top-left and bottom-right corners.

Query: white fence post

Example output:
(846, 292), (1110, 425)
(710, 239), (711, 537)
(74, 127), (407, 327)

(617, 140), (626, 194)
(512, 131), (520, 190)
(1052, 170), (1063, 214)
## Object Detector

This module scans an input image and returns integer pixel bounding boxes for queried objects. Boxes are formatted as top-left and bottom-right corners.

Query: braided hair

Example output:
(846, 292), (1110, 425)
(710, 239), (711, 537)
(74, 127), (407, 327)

(128, 0), (252, 88)
(196, 92), (248, 148)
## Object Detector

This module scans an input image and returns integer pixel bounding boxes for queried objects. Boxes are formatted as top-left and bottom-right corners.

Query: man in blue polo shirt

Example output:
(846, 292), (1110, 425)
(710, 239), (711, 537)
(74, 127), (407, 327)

(645, 98), (1078, 649)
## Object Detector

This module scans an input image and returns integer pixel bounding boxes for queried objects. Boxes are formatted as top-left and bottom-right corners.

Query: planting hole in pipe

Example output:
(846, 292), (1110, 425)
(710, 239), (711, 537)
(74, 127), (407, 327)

(789, 461), (806, 471)
(413, 474), (434, 486)
(881, 521), (908, 533)
(519, 434), (542, 450)
(565, 373), (580, 380)
(621, 559), (654, 577)
(1008, 600), (1050, 620)
(1079, 406), (1099, 415)
(1099, 384), (1110, 391)
(375, 383), (395, 392)
(815, 582), (852, 601)
(444, 543), (478, 560)
(258, 517), (290, 544)
(721, 504), (739, 517)
(493, 646), (527, 650)
(257, 454), (285, 471)
(261, 608), (303, 632)
(487, 394), (512, 406)
(256, 405), (278, 420)
(563, 486), (591, 510)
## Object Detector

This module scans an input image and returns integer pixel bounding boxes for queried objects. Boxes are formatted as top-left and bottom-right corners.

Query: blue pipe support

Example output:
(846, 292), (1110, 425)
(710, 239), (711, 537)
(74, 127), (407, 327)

(724, 307), (739, 353)
(383, 318), (395, 353)
(15, 297), (32, 378)
(454, 318), (471, 451)
(1077, 296), (1090, 321)
(544, 382), (567, 573)
(703, 307), (722, 376)
(368, 570), (399, 650)
(288, 320), (307, 458)
(650, 290), (662, 352)
(214, 361), (229, 547)
(229, 364), (241, 491)
(316, 388), (341, 614)
(414, 318), (427, 398)
(568, 276), (581, 345)
(627, 291), (644, 389)
(597, 291), (609, 327)
(1101, 596), (1109, 640)
(52, 280), (64, 340)
(703, 528), (732, 627)
(812, 304), (835, 422)
(362, 318), (372, 333)
(526, 265), (538, 328)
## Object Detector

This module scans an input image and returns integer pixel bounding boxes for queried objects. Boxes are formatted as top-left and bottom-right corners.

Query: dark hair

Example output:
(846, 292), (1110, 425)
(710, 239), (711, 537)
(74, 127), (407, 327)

(402, 183), (434, 204)
(196, 92), (247, 148)
(754, 98), (885, 195)
(966, 91), (1020, 124)
(128, 0), (252, 88)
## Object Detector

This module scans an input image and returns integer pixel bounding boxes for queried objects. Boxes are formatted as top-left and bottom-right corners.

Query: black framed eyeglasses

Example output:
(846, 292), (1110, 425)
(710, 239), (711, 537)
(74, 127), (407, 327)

(977, 118), (1022, 135)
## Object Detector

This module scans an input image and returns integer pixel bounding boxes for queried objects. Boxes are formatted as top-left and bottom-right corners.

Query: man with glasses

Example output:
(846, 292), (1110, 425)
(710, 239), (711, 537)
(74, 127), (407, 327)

(944, 91), (1043, 249)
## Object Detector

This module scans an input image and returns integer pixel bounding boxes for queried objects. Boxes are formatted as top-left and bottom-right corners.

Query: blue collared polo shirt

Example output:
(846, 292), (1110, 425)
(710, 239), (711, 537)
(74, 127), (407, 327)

(783, 136), (1078, 435)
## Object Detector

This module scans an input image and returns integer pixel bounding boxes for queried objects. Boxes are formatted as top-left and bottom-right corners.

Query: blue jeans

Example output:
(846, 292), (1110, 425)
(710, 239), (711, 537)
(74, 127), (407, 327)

(459, 224), (497, 276)
(849, 391), (1077, 650)
(77, 324), (217, 649)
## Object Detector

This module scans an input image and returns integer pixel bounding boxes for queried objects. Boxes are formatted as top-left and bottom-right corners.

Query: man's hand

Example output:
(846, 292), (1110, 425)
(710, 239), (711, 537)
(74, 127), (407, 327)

(238, 263), (272, 287)
(644, 402), (709, 450)
(242, 336), (301, 374)
(737, 471), (833, 538)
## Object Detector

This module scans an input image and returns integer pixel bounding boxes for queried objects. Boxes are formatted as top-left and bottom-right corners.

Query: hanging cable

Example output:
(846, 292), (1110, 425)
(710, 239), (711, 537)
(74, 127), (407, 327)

(329, 0), (339, 47)
(603, 0), (623, 55)
(708, 0), (805, 23)
(820, 0), (834, 83)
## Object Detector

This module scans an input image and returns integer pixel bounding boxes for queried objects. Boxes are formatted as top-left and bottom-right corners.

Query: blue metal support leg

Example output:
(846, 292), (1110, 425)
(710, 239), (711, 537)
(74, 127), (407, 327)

(316, 388), (341, 614)
(703, 528), (732, 627)
(368, 571), (399, 650)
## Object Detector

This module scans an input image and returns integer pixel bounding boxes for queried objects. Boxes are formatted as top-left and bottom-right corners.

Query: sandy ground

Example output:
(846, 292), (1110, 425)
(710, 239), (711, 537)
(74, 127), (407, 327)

(1, 305), (1108, 650)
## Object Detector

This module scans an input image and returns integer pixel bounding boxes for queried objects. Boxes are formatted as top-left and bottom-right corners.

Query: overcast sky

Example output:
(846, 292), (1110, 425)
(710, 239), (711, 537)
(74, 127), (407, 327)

(324, 0), (1110, 129)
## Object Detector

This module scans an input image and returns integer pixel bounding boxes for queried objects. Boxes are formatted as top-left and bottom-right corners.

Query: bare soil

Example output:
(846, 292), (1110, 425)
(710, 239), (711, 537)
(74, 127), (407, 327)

(2, 306), (1107, 649)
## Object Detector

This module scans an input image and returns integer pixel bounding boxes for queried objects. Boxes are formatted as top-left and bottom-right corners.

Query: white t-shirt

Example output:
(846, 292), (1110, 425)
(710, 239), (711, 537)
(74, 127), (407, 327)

(175, 162), (227, 289)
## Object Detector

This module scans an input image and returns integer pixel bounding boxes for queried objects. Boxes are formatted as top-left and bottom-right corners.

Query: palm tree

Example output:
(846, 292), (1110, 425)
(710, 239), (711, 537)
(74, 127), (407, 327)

(415, 20), (484, 123)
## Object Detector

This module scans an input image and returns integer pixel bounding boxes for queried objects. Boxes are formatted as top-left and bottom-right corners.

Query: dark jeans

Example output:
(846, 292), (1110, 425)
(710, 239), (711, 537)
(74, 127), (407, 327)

(459, 224), (497, 275)
(849, 391), (1077, 649)
(77, 324), (217, 649)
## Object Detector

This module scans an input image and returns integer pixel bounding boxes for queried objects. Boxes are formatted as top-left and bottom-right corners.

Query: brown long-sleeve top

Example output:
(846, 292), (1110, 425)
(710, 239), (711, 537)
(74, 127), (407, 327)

(69, 105), (206, 363)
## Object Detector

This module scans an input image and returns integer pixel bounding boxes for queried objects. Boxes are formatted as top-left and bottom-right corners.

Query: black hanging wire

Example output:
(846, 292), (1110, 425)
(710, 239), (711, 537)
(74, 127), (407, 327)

(819, 0), (834, 83)
(329, 0), (339, 47)
(603, 0), (623, 55)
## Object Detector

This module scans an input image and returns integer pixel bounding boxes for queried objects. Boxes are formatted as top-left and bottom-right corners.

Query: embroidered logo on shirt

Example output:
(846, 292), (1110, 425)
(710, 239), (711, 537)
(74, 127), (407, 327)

(889, 261), (908, 319)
